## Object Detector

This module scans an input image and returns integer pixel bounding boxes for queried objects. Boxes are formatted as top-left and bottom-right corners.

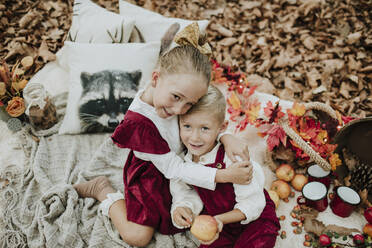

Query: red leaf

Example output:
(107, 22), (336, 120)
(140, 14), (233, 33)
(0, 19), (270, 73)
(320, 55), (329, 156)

(267, 135), (280, 151)
(264, 101), (285, 123)
(266, 125), (287, 150)
(264, 101), (274, 118)
(245, 85), (257, 97)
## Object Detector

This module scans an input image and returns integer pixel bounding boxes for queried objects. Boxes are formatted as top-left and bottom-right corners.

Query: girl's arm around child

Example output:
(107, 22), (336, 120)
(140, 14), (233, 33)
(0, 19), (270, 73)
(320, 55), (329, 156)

(135, 150), (252, 190)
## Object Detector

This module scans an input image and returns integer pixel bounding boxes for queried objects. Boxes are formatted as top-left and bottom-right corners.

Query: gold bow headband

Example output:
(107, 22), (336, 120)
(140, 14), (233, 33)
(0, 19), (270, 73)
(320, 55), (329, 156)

(174, 22), (212, 58)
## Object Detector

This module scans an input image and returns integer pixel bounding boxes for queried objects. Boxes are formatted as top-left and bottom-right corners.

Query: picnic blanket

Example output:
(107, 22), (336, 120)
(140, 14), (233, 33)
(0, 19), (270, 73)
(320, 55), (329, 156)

(0, 92), (198, 248)
(0, 91), (365, 248)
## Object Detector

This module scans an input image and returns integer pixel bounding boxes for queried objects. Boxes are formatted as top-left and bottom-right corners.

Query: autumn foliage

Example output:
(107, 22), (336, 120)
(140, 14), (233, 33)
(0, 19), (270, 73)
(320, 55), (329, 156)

(212, 61), (348, 171)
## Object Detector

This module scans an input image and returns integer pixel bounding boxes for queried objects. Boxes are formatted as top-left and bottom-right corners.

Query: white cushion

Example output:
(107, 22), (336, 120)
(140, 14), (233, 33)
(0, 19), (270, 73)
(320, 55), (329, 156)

(68, 0), (135, 43)
(58, 41), (160, 135)
(118, 0), (209, 42)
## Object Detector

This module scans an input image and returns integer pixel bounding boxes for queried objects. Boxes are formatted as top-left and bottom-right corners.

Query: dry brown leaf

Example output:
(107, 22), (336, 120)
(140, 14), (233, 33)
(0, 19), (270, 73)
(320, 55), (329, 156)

(277, 88), (295, 100)
(304, 218), (326, 236)
(219, 37), (238, 46)
(360, 65), (372, 72)
(19, 10), (39, 28)
(274, 49), (302, 68)
(298, 0), (322, 16)
(4, 40), (25, 60)
(21, 56), (33, 69)
(38, 40), (56, 63)
(246, 74), (275, 94)
(346, 32), (362, 45)
(312, 85), (327, 95)
(339, 82), (354, 99)
(284, 76), (303, 93)
(48, 28), (65, 41)
(303, 90), (313, 101)
(306, 68), (321, 88)
(323, 225), (360, 236)
(302, 36), (318, 50)
(240, 1), (261, 10)
(297, 208), (319, 219)
(322, 59), (345, 74)
(347, 55), (362, 71)
(209, 23), (233, 37)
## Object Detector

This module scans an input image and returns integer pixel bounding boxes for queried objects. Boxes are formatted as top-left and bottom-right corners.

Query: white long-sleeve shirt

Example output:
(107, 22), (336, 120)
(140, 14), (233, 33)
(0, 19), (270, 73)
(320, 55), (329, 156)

(118, 89), (217, 190)
(170, 143), (266, 229)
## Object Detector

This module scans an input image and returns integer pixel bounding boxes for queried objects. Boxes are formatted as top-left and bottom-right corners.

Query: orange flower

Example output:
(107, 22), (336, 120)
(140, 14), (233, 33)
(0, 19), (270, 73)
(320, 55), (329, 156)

(0, 82), (5, 96)
(329, 153), (342, 171)
(6, 96), (25, 117)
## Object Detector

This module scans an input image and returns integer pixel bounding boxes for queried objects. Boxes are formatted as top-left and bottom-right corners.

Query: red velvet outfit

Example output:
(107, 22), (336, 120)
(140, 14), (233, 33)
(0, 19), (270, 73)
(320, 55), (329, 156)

(111, 110), (183, 234)
(194, 146), (280, 248)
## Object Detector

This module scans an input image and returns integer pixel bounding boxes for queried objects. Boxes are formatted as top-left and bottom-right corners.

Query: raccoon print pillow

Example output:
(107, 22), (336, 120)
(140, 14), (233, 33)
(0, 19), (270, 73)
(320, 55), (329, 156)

(78, 70), (141, 133)
(58, 41), (160, 134)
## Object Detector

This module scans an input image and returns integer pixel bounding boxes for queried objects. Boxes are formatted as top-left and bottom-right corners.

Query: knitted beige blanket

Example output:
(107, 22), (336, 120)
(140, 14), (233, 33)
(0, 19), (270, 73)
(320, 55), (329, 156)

(0, 93), (198, 248)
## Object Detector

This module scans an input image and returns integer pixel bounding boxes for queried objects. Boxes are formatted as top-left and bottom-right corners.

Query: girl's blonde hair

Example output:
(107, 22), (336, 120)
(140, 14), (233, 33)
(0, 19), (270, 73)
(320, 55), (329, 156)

(184, 85), (226, 124)
(157, 45), (211, 85)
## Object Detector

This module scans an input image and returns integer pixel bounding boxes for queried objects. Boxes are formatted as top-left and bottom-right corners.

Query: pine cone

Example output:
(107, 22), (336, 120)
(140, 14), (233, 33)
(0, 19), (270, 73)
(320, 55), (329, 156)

(349, 161), (372, 192)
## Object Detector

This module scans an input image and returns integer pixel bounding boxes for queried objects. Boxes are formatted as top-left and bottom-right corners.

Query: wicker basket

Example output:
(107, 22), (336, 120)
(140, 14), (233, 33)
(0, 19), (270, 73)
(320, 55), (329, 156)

(332, 116), (372, 206)
(264, 102), (340, 172)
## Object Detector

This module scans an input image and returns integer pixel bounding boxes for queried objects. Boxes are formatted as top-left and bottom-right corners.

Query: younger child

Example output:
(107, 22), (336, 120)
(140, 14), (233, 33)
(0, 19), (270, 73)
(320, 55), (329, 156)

(74, 38), (253, 246)
(171, 85), (280, 248)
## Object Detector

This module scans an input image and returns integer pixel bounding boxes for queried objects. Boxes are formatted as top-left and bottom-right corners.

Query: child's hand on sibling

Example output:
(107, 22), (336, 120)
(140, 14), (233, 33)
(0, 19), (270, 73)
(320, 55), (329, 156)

(198, 216), (224, 245)
(220, 134), (250, 162)
(225, 160), (253, 184)
(173, 206), (194, 228)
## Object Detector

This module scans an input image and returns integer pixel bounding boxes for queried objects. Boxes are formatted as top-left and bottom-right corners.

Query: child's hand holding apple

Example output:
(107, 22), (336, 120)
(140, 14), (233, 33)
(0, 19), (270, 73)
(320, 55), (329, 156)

(173, 206), (194, 228)
(191, 215), (223, 245)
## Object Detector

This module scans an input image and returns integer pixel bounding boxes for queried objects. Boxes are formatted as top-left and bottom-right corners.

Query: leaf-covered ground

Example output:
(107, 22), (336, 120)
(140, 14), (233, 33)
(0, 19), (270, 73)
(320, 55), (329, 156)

(1, 0), (371, 117)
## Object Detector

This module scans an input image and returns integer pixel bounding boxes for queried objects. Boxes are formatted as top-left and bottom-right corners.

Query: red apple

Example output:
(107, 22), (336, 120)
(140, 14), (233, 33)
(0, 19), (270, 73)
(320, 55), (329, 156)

(268, 190), (280, 208)
(364, 207), (372, 224)
(291, 174), (308, 191)
(319, 234), (331, 247)
(190, 215), (218, 242)
(270, 180), (291, 199)
(276, 164), (295, 182)
(353, 234), (365, 246)
(363, 223), (372, 237)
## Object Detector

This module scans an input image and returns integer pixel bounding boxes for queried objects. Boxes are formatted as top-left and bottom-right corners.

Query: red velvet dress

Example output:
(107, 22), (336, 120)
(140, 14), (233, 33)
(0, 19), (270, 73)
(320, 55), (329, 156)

(194, 146), (280, 248)
(111, 110), (183, 235)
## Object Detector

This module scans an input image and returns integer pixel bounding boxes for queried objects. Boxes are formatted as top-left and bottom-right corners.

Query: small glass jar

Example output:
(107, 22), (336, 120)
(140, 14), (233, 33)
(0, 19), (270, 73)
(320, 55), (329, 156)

(23, 83), (57, 130)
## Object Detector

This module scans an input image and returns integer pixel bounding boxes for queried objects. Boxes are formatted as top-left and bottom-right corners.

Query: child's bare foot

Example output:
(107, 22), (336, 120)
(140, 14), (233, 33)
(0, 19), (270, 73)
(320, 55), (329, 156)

(73, 176), (115, 202)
